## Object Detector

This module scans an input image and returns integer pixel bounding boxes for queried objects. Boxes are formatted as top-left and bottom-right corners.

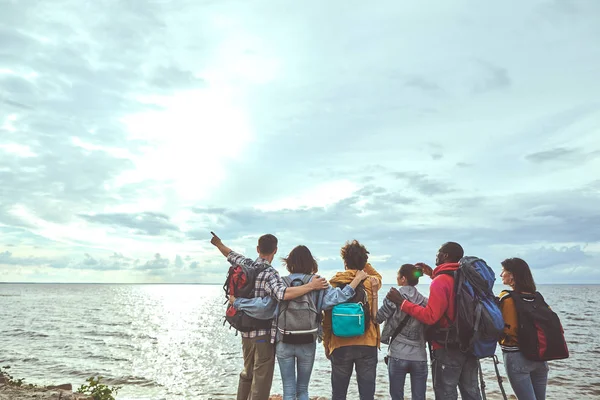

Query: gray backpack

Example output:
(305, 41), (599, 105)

(277, 275), (320, 344)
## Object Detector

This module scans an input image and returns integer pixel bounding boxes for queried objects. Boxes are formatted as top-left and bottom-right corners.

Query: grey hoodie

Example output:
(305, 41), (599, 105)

(377, 285), (428, 361)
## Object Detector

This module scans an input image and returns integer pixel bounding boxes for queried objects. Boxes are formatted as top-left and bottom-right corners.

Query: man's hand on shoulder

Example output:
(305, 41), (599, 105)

(386, 287), (405, 308)
(369, 276), (380, 291)
(308, 276), (328, 290)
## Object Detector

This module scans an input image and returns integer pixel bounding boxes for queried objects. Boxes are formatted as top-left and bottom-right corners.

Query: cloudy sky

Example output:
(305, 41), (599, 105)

(1, 0), (599, 284)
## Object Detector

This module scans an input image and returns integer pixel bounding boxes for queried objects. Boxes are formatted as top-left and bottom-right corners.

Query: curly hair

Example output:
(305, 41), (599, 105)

(283, 245), (318, 274)
(340, 240), (369, 270)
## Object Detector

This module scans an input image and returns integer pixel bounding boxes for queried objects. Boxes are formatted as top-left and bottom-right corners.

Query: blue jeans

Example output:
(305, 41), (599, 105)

(431, 348), (481, 400)
(503, 351), (548, 400)
(330, 345), (378, 400)
(276, 341), (316, 400)
(388, 357), (428, 400)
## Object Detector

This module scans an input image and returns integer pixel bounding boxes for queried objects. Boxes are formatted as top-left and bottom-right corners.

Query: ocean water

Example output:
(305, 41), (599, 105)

(0, 283), (598, 399)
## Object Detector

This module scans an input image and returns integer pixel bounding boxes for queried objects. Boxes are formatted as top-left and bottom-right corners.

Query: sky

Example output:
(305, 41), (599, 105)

(1, 0), (599, 284)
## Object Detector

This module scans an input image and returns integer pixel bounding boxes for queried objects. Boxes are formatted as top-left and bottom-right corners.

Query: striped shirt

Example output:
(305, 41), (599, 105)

(227, 251), (287, 342)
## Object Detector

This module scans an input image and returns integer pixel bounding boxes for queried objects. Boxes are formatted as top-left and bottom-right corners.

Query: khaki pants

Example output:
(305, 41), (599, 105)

(237, 334), (275, 400)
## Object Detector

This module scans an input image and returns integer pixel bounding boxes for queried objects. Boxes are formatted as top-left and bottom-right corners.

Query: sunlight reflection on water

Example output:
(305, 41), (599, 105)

(0, 284), (596, 399)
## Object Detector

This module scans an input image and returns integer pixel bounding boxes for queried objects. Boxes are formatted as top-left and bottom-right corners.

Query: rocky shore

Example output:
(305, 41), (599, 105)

(0, 382), (91, 400)
(0, 386), (327, 400)
(0, 377), (325, 400)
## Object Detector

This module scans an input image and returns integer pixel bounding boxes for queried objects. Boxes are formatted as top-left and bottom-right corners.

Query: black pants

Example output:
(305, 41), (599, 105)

(431, 348), (482, 400)
(330, 345), (378, 400)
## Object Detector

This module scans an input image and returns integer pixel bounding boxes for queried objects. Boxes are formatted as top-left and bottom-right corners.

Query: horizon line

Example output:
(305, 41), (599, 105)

(1, 282), (598, 285)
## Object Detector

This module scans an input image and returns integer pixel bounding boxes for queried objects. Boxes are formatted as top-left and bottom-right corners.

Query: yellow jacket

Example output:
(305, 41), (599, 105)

(322, 263), (382, 357)
(498, 290), (519, 350)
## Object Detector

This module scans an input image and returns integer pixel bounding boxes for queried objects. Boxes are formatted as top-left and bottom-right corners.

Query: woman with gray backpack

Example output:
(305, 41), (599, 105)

(234, 244), (368, 400)
(377, 264), (428, 400)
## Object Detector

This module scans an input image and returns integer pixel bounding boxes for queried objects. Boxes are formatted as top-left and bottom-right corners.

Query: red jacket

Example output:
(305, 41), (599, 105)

(400, 262), (458, 350)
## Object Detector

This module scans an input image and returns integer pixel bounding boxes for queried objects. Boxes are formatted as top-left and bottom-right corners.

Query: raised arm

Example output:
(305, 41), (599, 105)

(209, 235), (266, 270)
(227, 251), (262, 269)
(210, 232), (233, 258)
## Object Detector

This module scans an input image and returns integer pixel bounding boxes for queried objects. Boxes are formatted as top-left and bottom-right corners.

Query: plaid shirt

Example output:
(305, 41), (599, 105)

(227, 251), (287, 342)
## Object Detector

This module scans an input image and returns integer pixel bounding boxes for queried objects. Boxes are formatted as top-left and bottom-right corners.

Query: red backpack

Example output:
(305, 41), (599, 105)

(509, 291), (569, 361)
(223, 263), (273, 332)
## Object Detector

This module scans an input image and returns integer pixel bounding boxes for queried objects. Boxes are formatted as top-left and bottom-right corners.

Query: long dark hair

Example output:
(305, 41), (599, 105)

(501, 257), (537, 293)
(283, 245), (318, 274)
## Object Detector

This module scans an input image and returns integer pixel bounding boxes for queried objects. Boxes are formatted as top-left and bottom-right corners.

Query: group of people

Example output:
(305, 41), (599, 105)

(210, 233), (551, 400)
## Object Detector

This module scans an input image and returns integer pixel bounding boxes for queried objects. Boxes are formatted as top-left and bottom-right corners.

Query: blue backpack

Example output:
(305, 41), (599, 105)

(331, 281), (370, 337)
(433, 256), (504, 358)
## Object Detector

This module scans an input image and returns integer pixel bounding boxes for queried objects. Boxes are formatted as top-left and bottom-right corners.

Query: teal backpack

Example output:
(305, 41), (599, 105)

(331, 282), (370, 337)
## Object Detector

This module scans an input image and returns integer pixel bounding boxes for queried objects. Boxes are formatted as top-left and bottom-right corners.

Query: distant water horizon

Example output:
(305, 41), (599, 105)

(2, 282), (598, 285)
(1, 283), (598, 399)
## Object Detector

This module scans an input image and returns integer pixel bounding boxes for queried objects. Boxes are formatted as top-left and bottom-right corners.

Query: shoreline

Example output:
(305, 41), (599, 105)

(0, 383), (91, 400)
(0, 384), (329, 400)
(1, 374), (327, 400)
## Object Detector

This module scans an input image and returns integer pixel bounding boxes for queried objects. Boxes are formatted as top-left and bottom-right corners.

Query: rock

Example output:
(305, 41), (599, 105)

(47, 384), (73, 391)
(0, 385), (92, 400)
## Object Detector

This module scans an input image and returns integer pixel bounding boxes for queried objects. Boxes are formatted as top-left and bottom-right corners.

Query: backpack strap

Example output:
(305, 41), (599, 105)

(499, 290), (512, 302)
(534, 291), (549, 307)
(282, 276), (293, 287)
(389, 313), (412, 344)
(301, 274), (315, 285)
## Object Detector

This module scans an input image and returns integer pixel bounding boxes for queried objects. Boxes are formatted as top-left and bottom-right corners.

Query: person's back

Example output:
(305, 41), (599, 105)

(211, 234), (328, 400)
(389, 242), (482, 400)
(498, 257), (564, 400)
(377, 264), (428, 400)
(233, 245), (367, 400)
(322, 240), (382, 400)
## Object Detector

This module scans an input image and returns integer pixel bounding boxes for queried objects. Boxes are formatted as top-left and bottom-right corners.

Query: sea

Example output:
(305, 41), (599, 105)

(0, 283), (598, 399)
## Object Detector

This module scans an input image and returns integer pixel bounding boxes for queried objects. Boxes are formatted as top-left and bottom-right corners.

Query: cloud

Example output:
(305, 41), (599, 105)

(0, 250), (52, 266)
(0, 250), (140, 272)
(472, 61), (511, 93)
(516, 246), (592, 270)
(392, 172), (454, 196)
(1, 0), (600, 283)
(183, 179), (600, 282)
(149, 65), (207, 91)
(405, 77), (441, 93)
(175, 255), (184, 268)
(525, 147), (600, 163)
(78, 212), (180, 236)
(142, 253), (170, 270)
